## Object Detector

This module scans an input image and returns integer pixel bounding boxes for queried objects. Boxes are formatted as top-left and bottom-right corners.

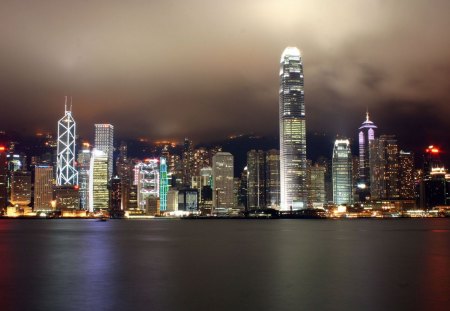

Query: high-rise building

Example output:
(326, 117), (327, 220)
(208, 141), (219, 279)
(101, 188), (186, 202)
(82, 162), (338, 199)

(265, 149), (280, 208)
(357, 111), (377, 201)
(212, 152), (234, 209)
(89, 149), (109, 212)
(309, 163), (326, 207)
(110, 176), (122, 212)
(332, 139), (353, 205)
(182, 138), (193, 186)
(10, 171), (32, 207)
(399, 151), (415, 199)
(420, 167), (448, 209)
(279, 47), (307, 210)
(94, 124), (114, 181)
(56, 99), (78, 186)
(54, 185), (79, 210)
(77, 143), (91, 210)
(0, 146), (7, 209)
(159, 157), (169, 213)
(247, 150), (265, 209)
(370, 135), (399, 200)
(136, 159), (159, 212)
(34, 166), (54, 210)
(423, 145), (443, 177)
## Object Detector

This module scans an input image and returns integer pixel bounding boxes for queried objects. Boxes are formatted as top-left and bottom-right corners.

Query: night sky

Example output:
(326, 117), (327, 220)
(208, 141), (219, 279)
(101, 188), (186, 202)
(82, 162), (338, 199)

(1, 0), (449, 156)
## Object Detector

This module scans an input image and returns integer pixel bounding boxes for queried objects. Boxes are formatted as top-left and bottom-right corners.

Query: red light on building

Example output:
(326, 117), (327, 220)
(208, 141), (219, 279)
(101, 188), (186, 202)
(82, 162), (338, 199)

(0, 146), (5, 152)
(74, 185), (79, 190)
(431, 148), (440, 154)
(425, 146), (440, 154)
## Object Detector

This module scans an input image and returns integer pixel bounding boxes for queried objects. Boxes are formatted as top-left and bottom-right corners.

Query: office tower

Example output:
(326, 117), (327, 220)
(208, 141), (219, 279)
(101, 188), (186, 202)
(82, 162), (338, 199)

(192, 147), (211, 178)
(317, 156), (333, 204)
(54, 186), (79, 210)
(191, 167), (212, 204)
(212, 152), (234, 209)
(178, 189), (198, 212)
(0, 146), (7, 209)
(89, 149), (109, 212)
(238, 167), (248, 210)
(279, 47), (307, 210)
(247, 150), (265, 209)
(182, 138), (193, 186)
(167, 189), (179, 212)
(56, 99), (78, 186)
(77, 143), (91, 210)
(265, 149), (280, 208)
(332, 139), (353, 205)
(136, 159), (159, 212)
(110, 176), (122, 212)
(159, 157), (169, 213)
(10, 171), (32, 207)
(370, 135), (399, 200)
(34, 166), (54, 210)
(94, 124), (114, 180)
(423, 145), (443, 177)
(420, 167), (448, 209)
(399, 151), (415, 199)
(309, 163), (326, 207)
(357, 111), (377, 201)
(116, 141), (132, 210)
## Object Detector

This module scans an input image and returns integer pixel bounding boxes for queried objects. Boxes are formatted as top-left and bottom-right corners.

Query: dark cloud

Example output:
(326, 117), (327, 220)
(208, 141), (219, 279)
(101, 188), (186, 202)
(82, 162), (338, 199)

(0, 0), (449, 150)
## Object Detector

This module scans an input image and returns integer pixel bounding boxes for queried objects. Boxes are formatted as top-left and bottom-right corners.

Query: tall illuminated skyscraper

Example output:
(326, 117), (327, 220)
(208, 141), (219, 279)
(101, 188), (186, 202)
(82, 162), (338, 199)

(212, 152), (234, 209)
(77, 143), (91, 210)
(279, 47), (307, 210)
(56, 98), (78, 186)
(332, 139), (353, 205)
(357, 111), (377, 201)
(89, 149), (109, 212)
(265, 149), (280, 208)
(159, 157), (169, 212)
(247, 150), (265, 209)
(0, 146), (7, 209)
(34, 166), (54, 210)
(94, 124), (114, 181)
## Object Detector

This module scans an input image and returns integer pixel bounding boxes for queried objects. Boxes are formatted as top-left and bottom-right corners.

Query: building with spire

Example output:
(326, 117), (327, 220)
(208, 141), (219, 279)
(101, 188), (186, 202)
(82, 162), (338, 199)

(56, 97), (78, 186)
(279, 47), (307, 210)
(357, 110), (377, 201)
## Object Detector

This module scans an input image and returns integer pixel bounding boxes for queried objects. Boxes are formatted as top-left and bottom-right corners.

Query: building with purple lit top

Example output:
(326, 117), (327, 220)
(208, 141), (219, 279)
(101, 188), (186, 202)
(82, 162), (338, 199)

(357, 111), (377, 202)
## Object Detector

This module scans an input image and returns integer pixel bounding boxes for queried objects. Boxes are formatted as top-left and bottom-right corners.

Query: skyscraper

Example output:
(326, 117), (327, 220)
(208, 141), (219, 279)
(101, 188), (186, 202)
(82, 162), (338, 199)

(10, 170), (32, 207)
(399, 151), (415, 199)
(0, 146), (7, 209)
(265, 149), (280, 208)
(247, 150), (265, 209)
(34, 166), (54, 210)
(279, 47), (307, 210)
(94, 124), (114, 181)
(308, 163), (326, 207)
(77, 143), (91, 210)
(56, 98), (78, 186)
(370, 135), (399, 200)
(212, 152), (234, 209)
(357, 111), (377, 201)
(159, 157), (169, 213)
(89, 149), (109, 212)
(332, 139), (353, 205)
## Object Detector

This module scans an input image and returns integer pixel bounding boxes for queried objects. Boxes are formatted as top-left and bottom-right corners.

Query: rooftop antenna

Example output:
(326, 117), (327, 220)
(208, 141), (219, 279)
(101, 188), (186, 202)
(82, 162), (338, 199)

(366, 107), (369, 122)
(70, 96), (73, 112)
(64, 96), (68, 112)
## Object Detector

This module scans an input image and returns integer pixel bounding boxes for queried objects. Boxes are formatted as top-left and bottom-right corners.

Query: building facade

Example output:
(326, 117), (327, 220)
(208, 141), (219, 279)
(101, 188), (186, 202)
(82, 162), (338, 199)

(34, 166), (54, 210)
(94, 124), (114, 181)
(357, 112), (377, 201)
(279, 47), (307, 210)
(332, 139), (353, 205)
(247, 150), (265, 209)
(212, 152), (234, 209)
(89, 149), (109, 211)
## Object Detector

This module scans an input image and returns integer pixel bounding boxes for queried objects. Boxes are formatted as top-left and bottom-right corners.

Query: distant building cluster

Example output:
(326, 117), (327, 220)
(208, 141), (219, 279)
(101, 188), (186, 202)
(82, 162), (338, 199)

(0, 48), (449, 218)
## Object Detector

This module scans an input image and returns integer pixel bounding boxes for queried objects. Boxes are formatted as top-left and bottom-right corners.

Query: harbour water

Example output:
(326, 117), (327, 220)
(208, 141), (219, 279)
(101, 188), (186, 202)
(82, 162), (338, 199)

(0, 219), (449, 311)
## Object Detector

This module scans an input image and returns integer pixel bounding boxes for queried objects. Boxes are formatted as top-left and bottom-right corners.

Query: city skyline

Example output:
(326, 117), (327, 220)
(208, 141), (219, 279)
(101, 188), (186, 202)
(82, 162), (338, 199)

(0, 1), (449, 152)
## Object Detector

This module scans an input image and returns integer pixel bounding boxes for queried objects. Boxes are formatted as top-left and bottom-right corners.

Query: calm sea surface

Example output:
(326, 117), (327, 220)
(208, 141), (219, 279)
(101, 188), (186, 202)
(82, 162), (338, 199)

(0, 219), (449, 311)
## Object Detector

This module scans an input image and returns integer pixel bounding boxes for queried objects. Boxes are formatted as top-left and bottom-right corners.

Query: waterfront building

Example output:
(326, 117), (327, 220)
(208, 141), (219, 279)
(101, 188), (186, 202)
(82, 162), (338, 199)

(56, 98), (78, 186)
(247, 150), (265, 209)
(178, 188), (198, 212)
(279, 47), (307, 210)
(94, 124), (114, 180)
(159, 157), (169, 212)
(370, 135), (399, 200)
(332, 139), (353, 205)
(54, 185), (79, 210)
(420, 167), (449, 209)
(265, 149), (280, 208)
(423, 145), (443, 177)
(34, 166), (54, 210)
(212, 152), (234, 209)
(10, 170), (32, 207)
(110, 175), (122, 212)
(308, 163), (326, 207)
(136, 159), (159, 212)
(0, 146), (7, 209)
(399, 151), (415, 199)
(89, 149), (109, 212)
(357, 111), (377, 201)
(77, 143), (91, 210)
